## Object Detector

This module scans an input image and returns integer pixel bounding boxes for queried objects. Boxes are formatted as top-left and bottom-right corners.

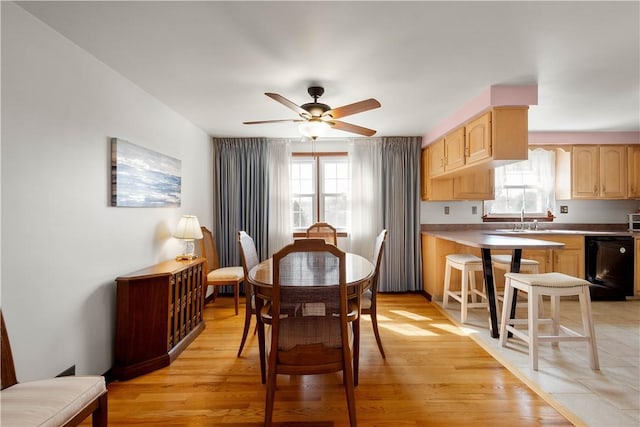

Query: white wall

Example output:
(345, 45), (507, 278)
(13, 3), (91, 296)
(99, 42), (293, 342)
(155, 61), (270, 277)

(1, 3), (212, 381)
(420, 199), (640, 224)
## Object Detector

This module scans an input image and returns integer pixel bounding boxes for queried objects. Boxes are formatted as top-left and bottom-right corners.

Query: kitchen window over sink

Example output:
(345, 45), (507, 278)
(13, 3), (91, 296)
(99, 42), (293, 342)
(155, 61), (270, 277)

(483, 148), (556, 221)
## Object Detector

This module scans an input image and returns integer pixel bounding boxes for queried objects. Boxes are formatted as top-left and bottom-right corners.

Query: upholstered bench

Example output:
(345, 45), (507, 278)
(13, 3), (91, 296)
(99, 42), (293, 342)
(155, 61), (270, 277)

(1, 312), (107, 426)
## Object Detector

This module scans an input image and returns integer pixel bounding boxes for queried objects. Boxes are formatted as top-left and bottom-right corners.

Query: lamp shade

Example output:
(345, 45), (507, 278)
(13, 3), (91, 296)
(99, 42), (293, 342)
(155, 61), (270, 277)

(174, 215), (203, 240)
(298, 118), (331, 140)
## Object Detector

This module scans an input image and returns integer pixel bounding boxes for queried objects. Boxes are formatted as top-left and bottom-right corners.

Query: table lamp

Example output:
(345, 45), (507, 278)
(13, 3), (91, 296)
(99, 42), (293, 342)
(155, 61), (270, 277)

(174, 215), (203, 260)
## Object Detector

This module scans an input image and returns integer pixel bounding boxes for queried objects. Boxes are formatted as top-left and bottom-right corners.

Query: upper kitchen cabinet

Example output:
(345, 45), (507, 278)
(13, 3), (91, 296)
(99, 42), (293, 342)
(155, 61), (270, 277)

(572, 145), (627, 199)
(421, 145), (493, 201)
(428, 107), (529, 178)
(444, 128), (466, 170)
(429, 138), (446, 177)
(465, 111), (491, 164)
(628, 145), (640, 198)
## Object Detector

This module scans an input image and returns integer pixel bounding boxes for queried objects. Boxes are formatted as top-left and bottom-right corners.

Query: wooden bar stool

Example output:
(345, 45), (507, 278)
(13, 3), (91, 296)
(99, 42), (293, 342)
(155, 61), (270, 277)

(499, 272), (599, 371)
(442, 254), (486, 323)
(491, 254), (543, 313)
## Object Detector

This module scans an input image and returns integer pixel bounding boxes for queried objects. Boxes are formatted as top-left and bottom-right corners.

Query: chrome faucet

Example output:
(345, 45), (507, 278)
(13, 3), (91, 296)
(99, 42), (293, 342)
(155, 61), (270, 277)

(521, 208), (525, 223)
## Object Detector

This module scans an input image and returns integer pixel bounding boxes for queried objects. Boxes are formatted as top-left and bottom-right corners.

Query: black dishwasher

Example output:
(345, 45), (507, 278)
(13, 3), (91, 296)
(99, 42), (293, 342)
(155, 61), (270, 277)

(585, 236), (634, 300)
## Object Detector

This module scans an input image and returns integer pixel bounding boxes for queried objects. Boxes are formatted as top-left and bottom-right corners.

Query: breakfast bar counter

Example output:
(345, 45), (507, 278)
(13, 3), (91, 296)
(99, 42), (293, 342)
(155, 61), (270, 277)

(422, 230), (565, 338)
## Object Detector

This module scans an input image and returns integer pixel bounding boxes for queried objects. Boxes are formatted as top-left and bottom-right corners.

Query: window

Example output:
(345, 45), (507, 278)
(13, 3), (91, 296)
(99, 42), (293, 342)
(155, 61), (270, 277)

(291, 154), (349, 230)
(484, 149), (556, 219)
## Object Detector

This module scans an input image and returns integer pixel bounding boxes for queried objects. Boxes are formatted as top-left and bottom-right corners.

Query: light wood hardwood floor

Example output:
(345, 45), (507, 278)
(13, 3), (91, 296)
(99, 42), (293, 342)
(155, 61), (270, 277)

(96, 293), (572, 426)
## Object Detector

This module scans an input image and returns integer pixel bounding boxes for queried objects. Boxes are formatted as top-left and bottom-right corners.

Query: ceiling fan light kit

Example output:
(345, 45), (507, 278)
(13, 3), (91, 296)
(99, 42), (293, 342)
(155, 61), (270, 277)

(244, 86), (381, 139)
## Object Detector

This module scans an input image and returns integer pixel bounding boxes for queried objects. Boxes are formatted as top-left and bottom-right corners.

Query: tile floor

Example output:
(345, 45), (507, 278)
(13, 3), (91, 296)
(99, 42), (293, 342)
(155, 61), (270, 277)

(435, 295), (640, 427)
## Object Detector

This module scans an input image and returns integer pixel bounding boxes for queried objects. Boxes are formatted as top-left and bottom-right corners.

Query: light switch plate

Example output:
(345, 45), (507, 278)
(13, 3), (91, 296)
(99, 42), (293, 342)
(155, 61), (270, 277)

(560, 205), (568, 214)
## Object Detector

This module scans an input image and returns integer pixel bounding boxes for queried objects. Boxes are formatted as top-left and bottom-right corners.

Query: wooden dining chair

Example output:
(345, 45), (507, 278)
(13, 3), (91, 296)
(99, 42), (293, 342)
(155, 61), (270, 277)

(305, 221), (338, 245)
(352, 229), (388, 377)
(200, 226), (244, 315)
(1, 311), (108, 427)
(261, 238), (357, 427)
(237, 231), (267, 384)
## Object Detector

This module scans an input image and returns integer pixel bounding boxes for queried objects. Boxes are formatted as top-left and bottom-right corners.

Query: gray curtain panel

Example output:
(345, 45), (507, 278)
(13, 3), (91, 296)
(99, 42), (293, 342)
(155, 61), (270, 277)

(379, 136), (423, 292)
(212, 137), (269, 294)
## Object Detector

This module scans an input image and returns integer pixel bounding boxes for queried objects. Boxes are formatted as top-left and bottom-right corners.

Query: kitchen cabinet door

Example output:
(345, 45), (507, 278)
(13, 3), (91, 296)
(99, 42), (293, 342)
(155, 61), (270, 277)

(429, 138), (445, 177)
(572, 146), (599, 198)
(444, 128), (466, 171)
(599, 145), (627, 198)
(465, 111), (492, 165)
(421, 148), (429, 200)
(628, 145), (640, 198)
(453, 169), (495, 200)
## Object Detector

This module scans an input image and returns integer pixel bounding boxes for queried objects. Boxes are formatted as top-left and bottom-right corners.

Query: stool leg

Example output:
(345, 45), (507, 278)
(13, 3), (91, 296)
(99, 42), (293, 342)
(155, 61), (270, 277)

(460, 265), (469, 323)
(443, 261), (452, 308)
(469, 270), (478, 304)
(499, 278), (514, 347)
(579, 288), (600, 370)
(550, 295), (560, 348)
(528, 287), (540, 371)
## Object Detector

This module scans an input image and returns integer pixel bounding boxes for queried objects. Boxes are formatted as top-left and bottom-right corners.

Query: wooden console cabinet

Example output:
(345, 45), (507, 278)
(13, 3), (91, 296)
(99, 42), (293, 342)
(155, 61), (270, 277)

(112, 257), (206, 381)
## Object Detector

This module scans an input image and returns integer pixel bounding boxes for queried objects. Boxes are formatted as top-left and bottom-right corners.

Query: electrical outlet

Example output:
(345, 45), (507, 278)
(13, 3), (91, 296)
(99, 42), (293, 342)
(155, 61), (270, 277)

(472, 206), (478, 215)
(560, 205), (569, 214)
(444, 206), (450, 215)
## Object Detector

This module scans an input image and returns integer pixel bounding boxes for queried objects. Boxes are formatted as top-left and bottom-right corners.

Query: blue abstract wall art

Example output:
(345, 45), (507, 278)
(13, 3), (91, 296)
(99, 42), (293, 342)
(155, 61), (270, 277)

(111, 138), (181, 207)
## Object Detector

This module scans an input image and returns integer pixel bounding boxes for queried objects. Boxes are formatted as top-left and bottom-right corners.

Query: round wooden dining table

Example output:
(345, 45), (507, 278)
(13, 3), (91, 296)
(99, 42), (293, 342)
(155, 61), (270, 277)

(249, 252), (375, 298)
(247, 251), (374, 384)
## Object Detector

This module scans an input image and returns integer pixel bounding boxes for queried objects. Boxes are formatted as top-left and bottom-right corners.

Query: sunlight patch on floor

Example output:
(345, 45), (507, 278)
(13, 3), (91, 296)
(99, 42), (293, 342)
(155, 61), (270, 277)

(381, 323), (440, 336)
(430, 322), (479, 336)
(389, 309), (433, 321)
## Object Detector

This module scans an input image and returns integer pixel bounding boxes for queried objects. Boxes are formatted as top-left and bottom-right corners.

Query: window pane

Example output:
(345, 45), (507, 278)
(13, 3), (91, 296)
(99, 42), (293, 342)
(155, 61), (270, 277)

(323, 194), (348, 228)
(292, 196), (313, 228)
(484, 149), (556, 217)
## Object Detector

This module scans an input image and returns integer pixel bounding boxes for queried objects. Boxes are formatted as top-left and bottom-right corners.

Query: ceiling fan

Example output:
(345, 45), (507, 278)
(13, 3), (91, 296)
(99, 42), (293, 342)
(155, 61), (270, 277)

(243, 86), (381, 139)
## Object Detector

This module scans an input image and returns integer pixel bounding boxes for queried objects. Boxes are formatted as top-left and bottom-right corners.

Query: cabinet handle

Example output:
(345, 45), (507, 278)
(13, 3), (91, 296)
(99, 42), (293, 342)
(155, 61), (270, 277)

(594, 185), (597, 193)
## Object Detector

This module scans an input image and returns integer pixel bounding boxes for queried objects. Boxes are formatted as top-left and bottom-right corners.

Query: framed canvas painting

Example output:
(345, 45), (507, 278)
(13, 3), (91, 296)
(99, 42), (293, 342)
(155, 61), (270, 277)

(111, 138), (181, 207)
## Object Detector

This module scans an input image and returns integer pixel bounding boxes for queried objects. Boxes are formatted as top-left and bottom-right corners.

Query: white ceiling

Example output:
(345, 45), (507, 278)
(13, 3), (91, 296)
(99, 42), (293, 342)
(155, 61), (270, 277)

(16, 1), (640, 140)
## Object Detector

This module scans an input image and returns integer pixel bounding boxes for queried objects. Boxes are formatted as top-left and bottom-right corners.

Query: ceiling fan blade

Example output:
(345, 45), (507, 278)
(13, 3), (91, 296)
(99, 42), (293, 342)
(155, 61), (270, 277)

(323, 98), (381, 119)
(328, 120), (377, 137)
(243, 119), (305, 125)
(265, 93), (311, 118)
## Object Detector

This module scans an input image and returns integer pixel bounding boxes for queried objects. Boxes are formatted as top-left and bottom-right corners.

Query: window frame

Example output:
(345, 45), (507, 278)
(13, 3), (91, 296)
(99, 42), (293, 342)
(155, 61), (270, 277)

(482, 148), (556, 223)
(290, 152), (350, 235)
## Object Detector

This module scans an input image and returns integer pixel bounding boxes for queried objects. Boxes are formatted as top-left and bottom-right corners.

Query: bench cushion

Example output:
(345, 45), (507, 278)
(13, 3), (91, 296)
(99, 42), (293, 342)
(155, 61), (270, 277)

(0, 376), (105, 427)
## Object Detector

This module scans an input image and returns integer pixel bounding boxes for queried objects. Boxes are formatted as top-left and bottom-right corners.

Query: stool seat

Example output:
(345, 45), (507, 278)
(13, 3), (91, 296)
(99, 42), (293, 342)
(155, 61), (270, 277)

(505, 272), (590, 288)
(491, 254), (540, 267)
(499, 272), (599, 371)
(442, 254), (486, 324)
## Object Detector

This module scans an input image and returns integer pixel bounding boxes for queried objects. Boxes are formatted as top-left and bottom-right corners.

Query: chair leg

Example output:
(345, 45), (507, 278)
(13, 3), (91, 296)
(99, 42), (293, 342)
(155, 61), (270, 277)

(237, 300), (253, 357)
(342, 343), (357, 427)
(92, 392), (108, 427)
(370, 308), (386, 358)
(353, 316), (361, 386)
(233, 282), (240, 315)
(264, 357), (277, 426)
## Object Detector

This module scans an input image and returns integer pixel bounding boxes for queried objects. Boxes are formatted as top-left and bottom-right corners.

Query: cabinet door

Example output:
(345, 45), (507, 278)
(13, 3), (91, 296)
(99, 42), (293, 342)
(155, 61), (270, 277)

(554, 249), (584, 278)
(453, 169), (495, 200)
(465, 112), (492, 165)
(572, 146), (599, 198)
(429, 139), (445, 177)
(421, 148), (429, 200)
(599, 145), (627, 198)
(522, 249), (552, 273)
(444, 128), (465, 171)
(627, 145), (640, 198)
